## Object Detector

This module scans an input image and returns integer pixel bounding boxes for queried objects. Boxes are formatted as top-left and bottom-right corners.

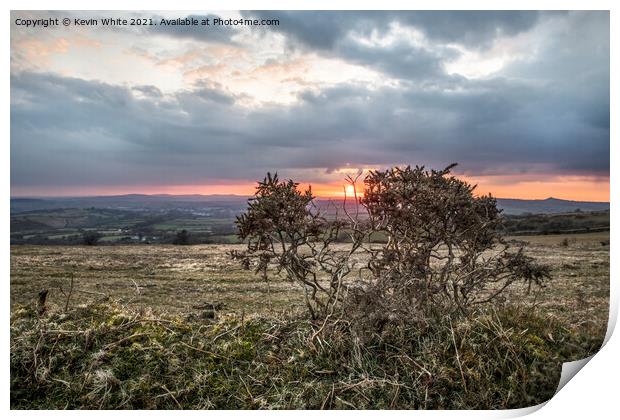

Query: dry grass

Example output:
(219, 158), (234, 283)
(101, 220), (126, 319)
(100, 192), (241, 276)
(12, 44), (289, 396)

(10, 300), (602, 409)
(10, 233), (610, 328)
(9, 232), (609, 409)
(502, 232), (609, 341)
(10, 244), (306, 315)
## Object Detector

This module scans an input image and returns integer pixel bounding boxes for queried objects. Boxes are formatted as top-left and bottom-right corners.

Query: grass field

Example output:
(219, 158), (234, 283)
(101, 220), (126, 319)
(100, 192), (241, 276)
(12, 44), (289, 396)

(10, 232), (610, 323)
(10, 243), (304, 315)
(9, 232), (610, 409)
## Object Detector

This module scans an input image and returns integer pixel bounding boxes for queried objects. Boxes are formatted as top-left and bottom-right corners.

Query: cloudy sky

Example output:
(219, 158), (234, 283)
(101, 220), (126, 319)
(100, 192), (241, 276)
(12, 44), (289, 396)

(10, 10), (609, 200)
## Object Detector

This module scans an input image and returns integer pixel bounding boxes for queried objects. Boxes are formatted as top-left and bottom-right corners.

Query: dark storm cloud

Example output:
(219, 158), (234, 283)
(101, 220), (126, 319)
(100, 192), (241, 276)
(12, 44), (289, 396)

(241, 11), (544, 50)
(337, 39), (458, 81)
(396, 11), (547, 48)
(239, 11), (545, 83)
(11, 62), (608, 191)
(241, 11), (390, 50)
(10, 11), (609, 192)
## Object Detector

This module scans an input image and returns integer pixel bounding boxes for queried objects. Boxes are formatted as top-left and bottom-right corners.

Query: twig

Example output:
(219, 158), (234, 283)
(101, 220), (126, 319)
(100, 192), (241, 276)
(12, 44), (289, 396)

(213, 325), (240, 342)
(64, 273), (75, 312)
(239, 375), (255, 403)
(131, 279), (141, 295)
(160, 384), (182, 409)
(335, 396), (357, 409)
(449, 316), (467, 392)
(320, 383), (335, 410)
(50, 377), (71, 387)
(103, 332), (147, 350)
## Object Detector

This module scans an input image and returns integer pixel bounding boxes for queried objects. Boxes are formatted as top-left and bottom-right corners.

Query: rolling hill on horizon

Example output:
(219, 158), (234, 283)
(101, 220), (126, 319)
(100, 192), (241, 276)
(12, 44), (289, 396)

(10, 193), (609, 216)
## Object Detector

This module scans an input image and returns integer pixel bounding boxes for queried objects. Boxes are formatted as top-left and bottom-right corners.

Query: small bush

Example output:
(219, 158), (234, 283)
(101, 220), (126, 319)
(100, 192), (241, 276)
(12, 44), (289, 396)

(232, 165), (550, 332)
(173, 229), (190, 245)
(82, 231), (102, 246)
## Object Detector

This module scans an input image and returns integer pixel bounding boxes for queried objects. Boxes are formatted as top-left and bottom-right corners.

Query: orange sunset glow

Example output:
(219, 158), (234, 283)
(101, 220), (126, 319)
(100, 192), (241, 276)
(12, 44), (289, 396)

(12, 174), (609, 202)
(11, 11), (609, 203)
(308, 175), (609, 202)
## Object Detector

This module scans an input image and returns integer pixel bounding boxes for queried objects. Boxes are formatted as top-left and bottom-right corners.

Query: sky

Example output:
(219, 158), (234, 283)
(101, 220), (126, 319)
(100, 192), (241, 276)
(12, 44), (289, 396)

(10, 11), (610, 200)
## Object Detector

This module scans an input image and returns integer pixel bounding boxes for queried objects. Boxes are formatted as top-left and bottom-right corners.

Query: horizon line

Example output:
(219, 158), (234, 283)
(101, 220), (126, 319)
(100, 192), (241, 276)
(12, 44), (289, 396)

(8, 192), (611, 204)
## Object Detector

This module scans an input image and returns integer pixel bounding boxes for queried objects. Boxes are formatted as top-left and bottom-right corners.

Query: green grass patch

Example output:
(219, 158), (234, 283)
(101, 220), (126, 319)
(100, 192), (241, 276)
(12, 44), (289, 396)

(10, 301), (601, 409)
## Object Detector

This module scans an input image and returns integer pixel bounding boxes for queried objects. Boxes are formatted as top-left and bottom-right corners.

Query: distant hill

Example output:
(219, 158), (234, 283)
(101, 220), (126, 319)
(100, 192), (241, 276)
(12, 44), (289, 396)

(10, 194), (249, 213)
(495, 197), (609, 215)
(10, 194), (608, 215)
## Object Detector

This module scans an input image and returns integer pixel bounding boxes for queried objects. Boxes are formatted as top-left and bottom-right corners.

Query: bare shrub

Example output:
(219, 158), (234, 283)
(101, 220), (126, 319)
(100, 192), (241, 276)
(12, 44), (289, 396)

(232, 165), (550, 331)
(231, 173), (361, 319)
(349, 165), (550, 327)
